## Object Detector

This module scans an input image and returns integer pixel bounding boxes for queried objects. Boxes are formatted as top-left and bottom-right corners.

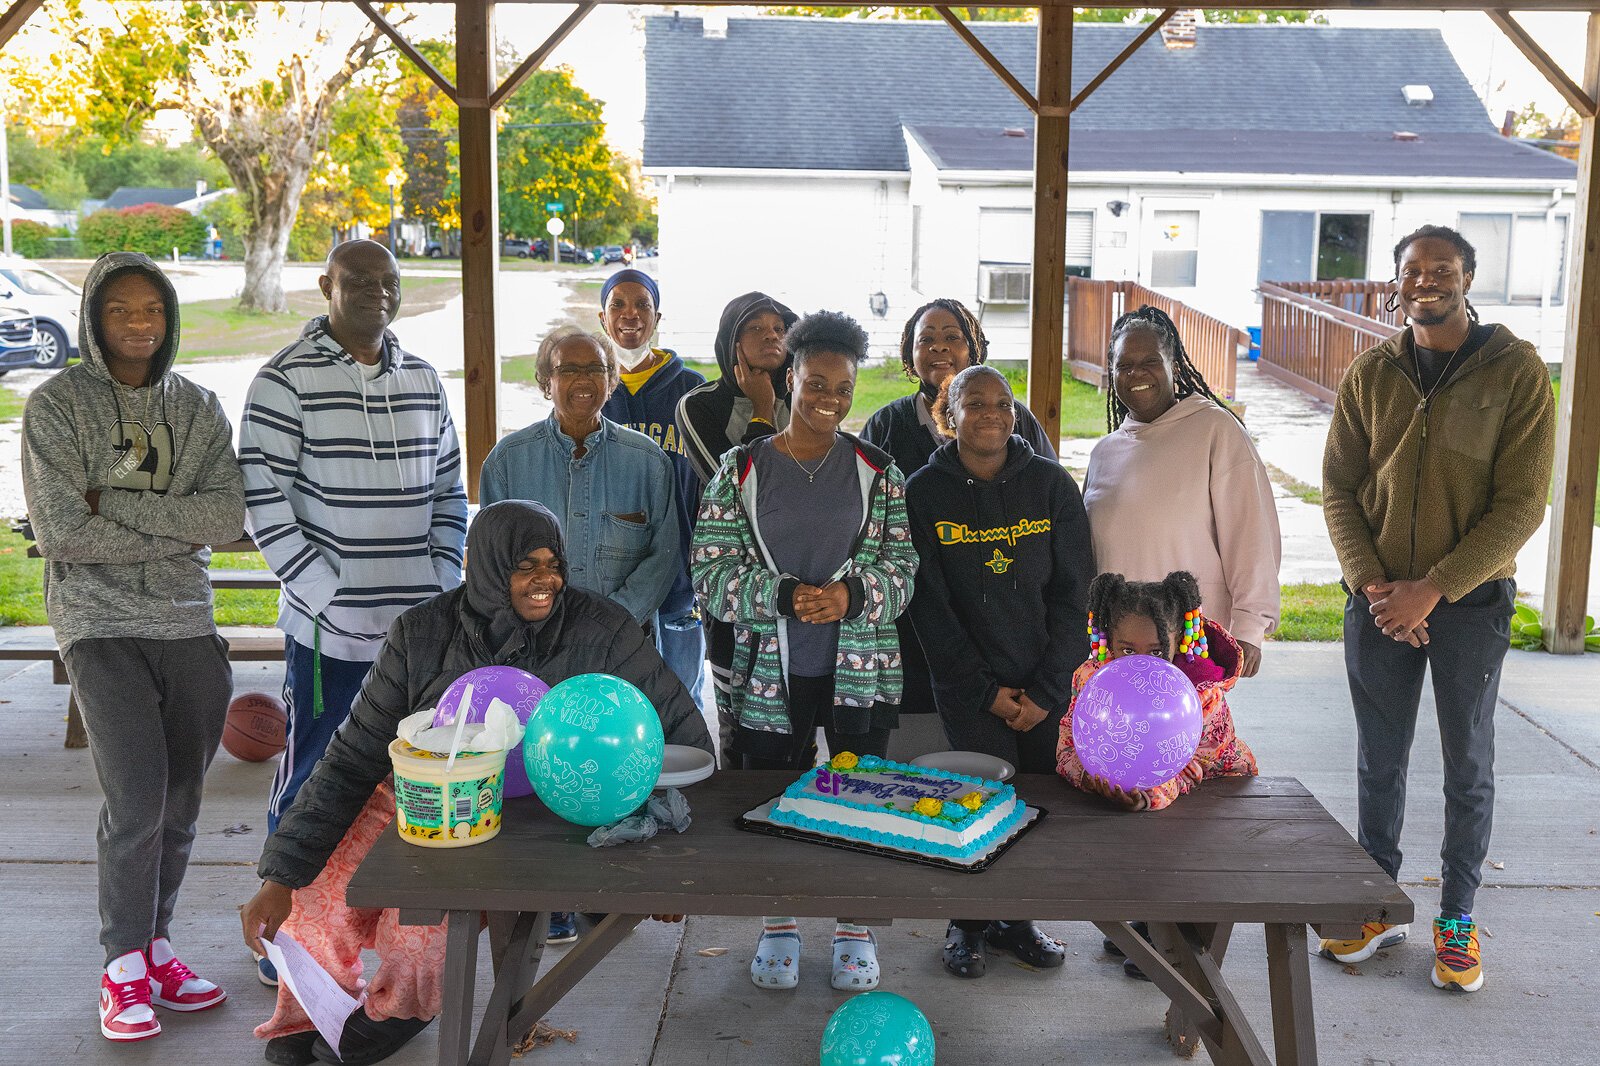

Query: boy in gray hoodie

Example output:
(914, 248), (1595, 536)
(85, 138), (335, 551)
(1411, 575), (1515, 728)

(21, 252), (246, 1043)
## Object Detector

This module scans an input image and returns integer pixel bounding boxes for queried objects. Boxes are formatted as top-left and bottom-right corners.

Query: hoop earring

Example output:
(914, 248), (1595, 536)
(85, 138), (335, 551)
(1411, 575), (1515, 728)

(1178, 609), (1210, 661)
(1384, 284), (1400, 314)
(1087, 613), (1110, 663)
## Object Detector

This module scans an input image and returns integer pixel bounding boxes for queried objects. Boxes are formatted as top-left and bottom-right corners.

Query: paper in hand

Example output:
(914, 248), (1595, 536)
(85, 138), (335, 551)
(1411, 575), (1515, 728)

(263, 930), (362, 1058)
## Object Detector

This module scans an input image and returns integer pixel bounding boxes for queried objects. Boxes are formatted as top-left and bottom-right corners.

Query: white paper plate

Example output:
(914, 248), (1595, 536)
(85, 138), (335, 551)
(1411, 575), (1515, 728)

(908, 750), (1016, 783)
(656, 744), (716, 789)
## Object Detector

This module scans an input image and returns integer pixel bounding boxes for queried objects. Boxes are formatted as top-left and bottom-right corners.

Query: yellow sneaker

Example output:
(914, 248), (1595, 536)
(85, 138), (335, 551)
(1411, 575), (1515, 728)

(1318, 922), (1409, 964)
(1431, 916), (1483, 992)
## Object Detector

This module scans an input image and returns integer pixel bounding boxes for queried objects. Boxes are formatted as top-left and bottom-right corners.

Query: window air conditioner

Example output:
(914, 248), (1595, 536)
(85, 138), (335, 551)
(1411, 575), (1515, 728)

(978, 264), (1031, 305)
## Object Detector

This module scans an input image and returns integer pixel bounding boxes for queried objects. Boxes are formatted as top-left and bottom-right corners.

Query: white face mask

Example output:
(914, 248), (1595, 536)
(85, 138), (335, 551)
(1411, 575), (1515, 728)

(617, 341), (656, 371)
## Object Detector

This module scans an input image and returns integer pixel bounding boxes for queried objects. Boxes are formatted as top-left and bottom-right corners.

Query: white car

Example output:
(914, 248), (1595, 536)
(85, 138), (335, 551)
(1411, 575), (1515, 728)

(0, 256), (81, 370)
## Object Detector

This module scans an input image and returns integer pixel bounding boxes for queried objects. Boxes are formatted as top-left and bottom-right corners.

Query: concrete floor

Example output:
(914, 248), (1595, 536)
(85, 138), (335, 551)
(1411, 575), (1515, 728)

(3, 646), (1598, 1065)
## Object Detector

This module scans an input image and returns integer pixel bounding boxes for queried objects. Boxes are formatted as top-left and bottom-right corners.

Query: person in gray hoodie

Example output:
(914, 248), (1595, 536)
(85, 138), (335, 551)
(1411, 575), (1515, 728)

(21, 252), (246, 1043)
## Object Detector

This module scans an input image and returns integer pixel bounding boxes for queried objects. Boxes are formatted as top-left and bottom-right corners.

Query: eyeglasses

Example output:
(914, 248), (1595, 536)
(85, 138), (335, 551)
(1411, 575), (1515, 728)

(551, 363), (609, 379)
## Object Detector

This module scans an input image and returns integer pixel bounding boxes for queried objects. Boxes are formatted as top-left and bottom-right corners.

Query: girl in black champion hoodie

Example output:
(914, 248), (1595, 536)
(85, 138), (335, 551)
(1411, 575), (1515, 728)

(904, 365), (1094, 980)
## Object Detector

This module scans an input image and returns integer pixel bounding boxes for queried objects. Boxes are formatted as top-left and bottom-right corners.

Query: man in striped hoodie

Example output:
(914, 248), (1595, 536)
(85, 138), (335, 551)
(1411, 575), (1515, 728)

(239, 241), (467, 952)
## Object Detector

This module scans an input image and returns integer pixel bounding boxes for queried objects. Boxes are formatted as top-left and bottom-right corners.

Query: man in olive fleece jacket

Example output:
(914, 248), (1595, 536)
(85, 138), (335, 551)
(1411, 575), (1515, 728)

(1320, 225), (1555, 994)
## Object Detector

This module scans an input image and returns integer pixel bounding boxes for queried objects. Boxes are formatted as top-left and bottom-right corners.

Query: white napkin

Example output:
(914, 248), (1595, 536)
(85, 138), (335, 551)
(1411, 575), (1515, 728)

(397, 698), (525, 755)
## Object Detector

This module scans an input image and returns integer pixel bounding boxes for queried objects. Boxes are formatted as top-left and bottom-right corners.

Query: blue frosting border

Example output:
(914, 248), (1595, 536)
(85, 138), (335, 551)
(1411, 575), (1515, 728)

(770, 756), (1022, 860)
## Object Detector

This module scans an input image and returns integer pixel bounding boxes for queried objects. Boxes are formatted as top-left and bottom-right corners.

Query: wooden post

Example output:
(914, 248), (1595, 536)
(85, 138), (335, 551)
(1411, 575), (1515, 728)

(457, 0), (499, 502)
(1544, 13), (1600, 654)
(1028, 5), (1072, 445)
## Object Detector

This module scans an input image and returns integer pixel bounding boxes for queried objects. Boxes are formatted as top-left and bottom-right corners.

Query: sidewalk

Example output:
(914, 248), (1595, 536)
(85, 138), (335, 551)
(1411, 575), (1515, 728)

(2, 643), (1596, 1065)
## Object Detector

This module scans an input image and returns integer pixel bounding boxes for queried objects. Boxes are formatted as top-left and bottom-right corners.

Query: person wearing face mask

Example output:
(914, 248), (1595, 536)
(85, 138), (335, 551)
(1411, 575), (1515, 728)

(239, 502), (710, 1066)
(861, 299), (1057, 739)
(597, 269), (708, 711)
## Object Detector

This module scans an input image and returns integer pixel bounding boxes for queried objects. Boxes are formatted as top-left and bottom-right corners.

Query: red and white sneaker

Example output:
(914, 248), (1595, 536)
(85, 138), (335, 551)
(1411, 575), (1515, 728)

(147, 938), (227, 1012)
(100, 951), (161, 1042)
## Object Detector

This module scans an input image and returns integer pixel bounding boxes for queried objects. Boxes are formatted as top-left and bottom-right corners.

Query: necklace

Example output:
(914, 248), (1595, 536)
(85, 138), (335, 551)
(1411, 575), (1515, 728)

(1411, 330), (1469, 414)
(783, 435), (834, 483)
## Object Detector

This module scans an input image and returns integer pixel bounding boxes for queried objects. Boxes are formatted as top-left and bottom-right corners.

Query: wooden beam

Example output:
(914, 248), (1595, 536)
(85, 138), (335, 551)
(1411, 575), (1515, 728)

(491, 2), (597, 110)
(1071, 8), (1176, 112)
(1488, 10), (1596, 118)
(0, 0), (44, 52)
(353, 0), (458, 103)
(934, 6), (1038, 114)
(1027, 5), (1071, 446)
(311, 1), (1600, 11)
(458, 0), (500, 502)
(1545, 13), (1600, 652)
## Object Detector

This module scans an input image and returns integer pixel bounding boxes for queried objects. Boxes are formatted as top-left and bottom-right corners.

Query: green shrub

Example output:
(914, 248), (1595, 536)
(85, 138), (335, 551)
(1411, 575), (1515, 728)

(78, 204), (207, 259)
(8, 219), (61, 258)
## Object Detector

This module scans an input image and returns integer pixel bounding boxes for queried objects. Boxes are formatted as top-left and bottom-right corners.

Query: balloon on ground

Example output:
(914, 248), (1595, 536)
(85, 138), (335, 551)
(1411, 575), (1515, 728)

(523, 673), (665, 826)
(819, 990), (935, 1066)
(434, 666), (550, 798)
(1070, 655), (1202, 791)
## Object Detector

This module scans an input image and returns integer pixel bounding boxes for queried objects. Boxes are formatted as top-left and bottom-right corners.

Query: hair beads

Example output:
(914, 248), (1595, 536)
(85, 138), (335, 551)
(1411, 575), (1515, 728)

(1088, 612), (1110, 663)
(1178, 609), (1210, 661)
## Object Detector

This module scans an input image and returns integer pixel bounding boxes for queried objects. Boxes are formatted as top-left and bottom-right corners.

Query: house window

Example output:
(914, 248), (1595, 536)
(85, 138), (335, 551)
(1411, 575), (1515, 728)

(1457, 212), (1568, 304)
(1151, 210), (1199, 287)
(1258, 211), (1372, 283)
(1064, 211), (1094, 279)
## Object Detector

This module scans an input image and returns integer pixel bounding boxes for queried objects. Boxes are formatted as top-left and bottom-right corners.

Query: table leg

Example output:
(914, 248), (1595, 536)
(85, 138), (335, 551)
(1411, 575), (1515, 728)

(437, 910), (480, 1066)
(1265, 923), (1318, 1066)
(65, 690), (87, 749)
(474, 911), (548, 1066)
(1164, 923), (1232, 1057)
(505, 914), (646, 1040)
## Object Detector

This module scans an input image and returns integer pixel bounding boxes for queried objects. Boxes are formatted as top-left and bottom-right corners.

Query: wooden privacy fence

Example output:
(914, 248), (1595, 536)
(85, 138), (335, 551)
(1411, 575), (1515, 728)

(1066, 278), (1245, 400)
(1257, 281), (1403, 405)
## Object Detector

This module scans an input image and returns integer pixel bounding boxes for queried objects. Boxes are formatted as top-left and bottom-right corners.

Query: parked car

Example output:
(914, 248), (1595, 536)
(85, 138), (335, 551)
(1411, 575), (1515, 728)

(423, 241), (448, 259)
(0, 308), (42, 376)
(0, 256), (80, 370)
(531, 238), (551, 260)
(501, 237), (533, 258)
(557, 241), (586, 264)
(601, 245), (629, 264)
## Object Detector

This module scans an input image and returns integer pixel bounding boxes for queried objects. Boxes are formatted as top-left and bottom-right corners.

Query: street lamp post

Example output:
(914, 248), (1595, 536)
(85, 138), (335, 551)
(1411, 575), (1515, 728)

(385, 170), (401, 254)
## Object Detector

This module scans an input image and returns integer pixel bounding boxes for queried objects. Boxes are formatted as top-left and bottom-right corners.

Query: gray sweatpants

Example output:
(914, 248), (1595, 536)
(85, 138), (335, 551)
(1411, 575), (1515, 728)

(1343, 579), (1513, 917)
(62, 635), (232, 963)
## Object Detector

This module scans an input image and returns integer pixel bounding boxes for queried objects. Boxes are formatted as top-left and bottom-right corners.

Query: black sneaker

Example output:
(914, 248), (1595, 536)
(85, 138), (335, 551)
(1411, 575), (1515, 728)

(312, 1014), (432, 1066)
(1103, 920), (1150, 957)
(264, 1031), (318, 1066)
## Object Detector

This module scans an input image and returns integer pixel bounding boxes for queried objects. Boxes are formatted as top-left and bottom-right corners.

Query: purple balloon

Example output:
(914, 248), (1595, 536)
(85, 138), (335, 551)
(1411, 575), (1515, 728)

(1070, 655), (1202, 792)
(434, 666), (550, 799)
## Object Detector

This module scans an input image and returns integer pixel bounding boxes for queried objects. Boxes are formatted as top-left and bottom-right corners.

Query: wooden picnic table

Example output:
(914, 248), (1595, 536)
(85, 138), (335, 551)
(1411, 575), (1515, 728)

(348, 772), (1412, 1066)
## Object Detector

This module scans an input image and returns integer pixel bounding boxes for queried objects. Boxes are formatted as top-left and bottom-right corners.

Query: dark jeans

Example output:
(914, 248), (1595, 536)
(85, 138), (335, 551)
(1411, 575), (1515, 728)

(268, 637), (374, 833)
(63, 635), (232, 962)
(1344, 579), (1513, 917)
(733, 674), (892, 771)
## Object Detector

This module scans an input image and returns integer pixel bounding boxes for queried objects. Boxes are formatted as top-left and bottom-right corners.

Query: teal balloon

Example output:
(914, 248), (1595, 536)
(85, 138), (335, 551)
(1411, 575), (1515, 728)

(819, 991), (936, 1066)
(523, 673), (665, 827)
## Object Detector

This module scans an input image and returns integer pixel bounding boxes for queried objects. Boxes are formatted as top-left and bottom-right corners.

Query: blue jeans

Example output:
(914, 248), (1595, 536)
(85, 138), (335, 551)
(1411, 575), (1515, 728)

(657, 608), (705, 710)
(267, 637), (374, 834)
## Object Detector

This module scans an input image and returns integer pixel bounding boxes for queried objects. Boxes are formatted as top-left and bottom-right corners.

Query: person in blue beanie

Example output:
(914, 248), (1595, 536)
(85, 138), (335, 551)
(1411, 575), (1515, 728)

(597, 268), (709, 711)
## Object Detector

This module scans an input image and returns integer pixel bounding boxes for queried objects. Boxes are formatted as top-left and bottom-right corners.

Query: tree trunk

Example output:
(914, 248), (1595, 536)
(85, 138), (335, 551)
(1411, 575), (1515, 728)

(237, 158), (313, 314)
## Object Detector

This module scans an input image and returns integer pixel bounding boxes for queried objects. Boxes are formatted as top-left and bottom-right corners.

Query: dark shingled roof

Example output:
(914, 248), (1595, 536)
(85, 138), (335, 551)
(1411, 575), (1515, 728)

(645, 17), (1560, 180)
(906, 125), (1578, 180)
(103, 187), (196, 210)
(6, 184), (50, 210)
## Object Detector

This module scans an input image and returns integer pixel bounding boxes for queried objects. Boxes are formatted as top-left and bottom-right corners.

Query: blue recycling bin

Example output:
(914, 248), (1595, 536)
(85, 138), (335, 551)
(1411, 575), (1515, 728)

(1248, 326), (1262, 362)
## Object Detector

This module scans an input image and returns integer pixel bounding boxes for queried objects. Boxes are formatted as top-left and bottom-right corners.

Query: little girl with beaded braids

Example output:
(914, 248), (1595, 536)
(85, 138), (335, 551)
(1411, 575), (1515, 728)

(1057, 571), (1258, 812)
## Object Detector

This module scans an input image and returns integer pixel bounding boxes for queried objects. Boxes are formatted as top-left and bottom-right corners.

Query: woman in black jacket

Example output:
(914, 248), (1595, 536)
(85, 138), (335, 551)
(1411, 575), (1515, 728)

(861, 299), (1056, 738)
(905, 365), (1092, 982)
(240, 501), (710, 1065)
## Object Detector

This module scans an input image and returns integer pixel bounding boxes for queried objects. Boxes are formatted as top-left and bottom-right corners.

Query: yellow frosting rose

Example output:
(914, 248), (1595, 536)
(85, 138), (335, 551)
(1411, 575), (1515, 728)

(958, 791), (985, 811)
(913, 797), (944, 818)
(830, 752), (859, 771)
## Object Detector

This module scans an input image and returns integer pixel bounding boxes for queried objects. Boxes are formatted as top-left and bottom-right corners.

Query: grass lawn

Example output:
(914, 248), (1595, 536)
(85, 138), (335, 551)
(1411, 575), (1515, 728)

(1274, 582), (1345, 642)
(0, 527), (279, 627)
(0, 382), (23, 423)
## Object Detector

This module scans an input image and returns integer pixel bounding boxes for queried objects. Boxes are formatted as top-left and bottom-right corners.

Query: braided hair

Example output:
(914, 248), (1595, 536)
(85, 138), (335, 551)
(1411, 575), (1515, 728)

(1105, 306), (1236, 431)
(1087, 571), (1204, 663)
(898, 298), (989, 381)
(1390, 224), (1482, 325)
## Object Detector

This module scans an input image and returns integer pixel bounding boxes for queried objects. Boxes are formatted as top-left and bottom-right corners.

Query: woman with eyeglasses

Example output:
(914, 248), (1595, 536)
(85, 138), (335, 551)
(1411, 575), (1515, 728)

(1082, 305), (1280, 680)
(240, 501), (710, 1064)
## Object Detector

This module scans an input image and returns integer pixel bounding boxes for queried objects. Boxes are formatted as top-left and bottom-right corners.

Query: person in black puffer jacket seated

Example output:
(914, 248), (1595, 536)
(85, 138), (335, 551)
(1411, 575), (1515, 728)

(240, 501), (711, 1066)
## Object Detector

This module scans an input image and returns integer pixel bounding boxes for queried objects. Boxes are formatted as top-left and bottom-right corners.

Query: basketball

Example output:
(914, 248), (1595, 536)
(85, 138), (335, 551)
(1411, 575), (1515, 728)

(222, 693), (288, 762)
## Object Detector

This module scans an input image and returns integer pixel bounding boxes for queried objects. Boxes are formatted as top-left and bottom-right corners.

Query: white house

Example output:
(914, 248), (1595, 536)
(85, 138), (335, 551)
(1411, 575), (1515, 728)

(3, 184), (76, 230)
(643, 15), (1577, 361)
